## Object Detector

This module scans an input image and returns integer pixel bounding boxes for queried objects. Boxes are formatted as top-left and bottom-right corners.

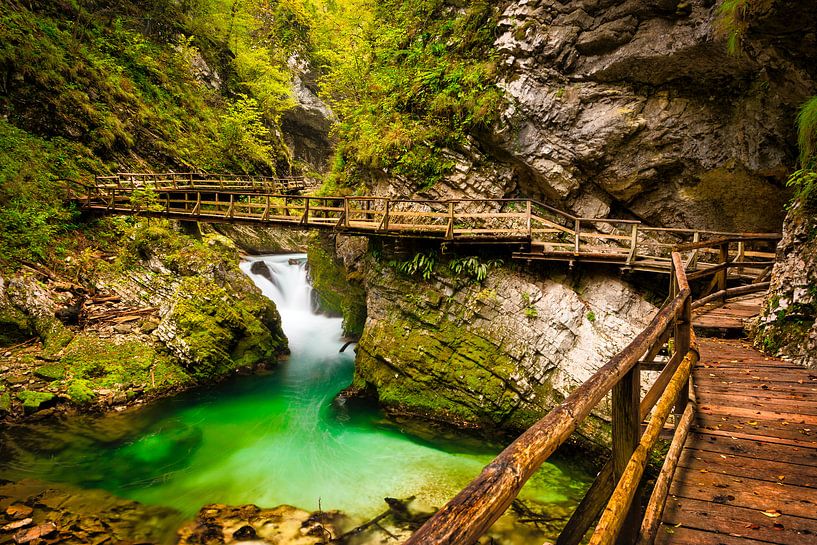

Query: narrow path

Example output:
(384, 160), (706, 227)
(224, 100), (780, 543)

(657, 303), (817, 545)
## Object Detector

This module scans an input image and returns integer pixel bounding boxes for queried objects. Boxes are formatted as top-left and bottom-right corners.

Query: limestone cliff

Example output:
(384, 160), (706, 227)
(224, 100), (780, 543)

(369, 0), (816, 233)
(756, 199), (817, 368)
(323, 236), (657, 445)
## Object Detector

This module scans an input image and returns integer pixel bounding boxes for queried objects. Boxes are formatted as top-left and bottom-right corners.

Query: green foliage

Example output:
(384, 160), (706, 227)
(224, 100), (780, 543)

(524, 306), (538, 319)
(449, 256), (502, 283)
(786, 97), (817, 209)
(390, 252), (436, 280)
(796, 96), (817, 168)
(586, 311), (596, 323)
(716, 0), (751, 55)
(317, 0), (503, 189)
(219, 95), (279, 173)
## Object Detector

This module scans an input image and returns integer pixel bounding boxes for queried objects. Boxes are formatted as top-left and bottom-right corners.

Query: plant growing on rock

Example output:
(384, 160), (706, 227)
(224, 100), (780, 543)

(390, 252), (436, 280)
(449, 256), (502, 283)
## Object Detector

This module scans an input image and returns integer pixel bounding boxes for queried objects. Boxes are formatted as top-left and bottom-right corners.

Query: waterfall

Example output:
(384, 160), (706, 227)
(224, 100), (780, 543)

(240, 254), (345, 359)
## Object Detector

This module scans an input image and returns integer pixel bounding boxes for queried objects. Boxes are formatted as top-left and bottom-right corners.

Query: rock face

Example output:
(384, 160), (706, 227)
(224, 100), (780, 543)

(0, 479), (181, 544)
(402, 0), (817, 232)
(351, 248), (656, 445)
(0, 224), (288, 419)
(755, 200), (817, 368)
(282, 55), (335, 173)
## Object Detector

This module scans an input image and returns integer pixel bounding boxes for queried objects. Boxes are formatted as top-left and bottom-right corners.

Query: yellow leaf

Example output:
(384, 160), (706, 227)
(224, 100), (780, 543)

(762, 509), (782, 518)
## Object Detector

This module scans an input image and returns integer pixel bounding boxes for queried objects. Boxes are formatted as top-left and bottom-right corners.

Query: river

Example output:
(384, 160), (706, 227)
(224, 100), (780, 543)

(0, 254), (591, 541)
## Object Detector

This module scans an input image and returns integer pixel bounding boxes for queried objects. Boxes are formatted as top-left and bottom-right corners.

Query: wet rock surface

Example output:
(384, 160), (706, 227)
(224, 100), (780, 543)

(0, 479), (181, 545)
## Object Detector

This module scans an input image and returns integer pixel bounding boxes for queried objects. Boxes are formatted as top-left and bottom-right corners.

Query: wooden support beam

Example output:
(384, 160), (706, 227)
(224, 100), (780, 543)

(612, 364), (642, 545)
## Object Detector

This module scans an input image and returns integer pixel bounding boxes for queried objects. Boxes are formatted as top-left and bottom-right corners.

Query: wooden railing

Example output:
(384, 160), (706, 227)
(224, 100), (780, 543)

(93, 172), (311, 194)
(403, 235), (778, 545)
(403, 252), (698, 545)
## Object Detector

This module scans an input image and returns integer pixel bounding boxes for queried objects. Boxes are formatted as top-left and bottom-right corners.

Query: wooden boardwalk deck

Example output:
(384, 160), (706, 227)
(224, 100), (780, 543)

(692, 294), (767, 330)
(657, 304), (817, 544)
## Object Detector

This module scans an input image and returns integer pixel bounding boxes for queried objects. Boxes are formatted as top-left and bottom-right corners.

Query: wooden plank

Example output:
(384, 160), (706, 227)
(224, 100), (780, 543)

(695, 414), (817, 445)
(681, 432), (817, 472)
(654, 525), (791, 545)
(669, 470), (817, 520)
(678, 448), (817, 488)
(661, 496), (817, 545)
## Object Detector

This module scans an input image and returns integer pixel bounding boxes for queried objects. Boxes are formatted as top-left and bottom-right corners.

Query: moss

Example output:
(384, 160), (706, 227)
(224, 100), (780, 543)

(35, 316), (74, 355)
(0, 391), (10, 414)
(66, 379), (96, 405)
(60, 333), (191, 392)
(16, 390), (55, 414)
(355, 305), (528, 428)
(306, 235), (367, 336)
(34, 364), (65, 381)
(166, 276), (286, 381)
(0, 305), (32, 346)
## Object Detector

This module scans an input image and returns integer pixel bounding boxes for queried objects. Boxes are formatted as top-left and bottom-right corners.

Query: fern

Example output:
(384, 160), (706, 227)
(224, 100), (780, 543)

(796, 96), (817, 168)
(390, 251), (436, 280)
(449, 256), (502, 283)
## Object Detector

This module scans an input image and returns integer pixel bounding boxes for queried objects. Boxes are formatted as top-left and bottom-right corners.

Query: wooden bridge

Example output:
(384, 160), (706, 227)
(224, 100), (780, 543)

(72, 175), (812, 545)
(74, 176), (779, 278)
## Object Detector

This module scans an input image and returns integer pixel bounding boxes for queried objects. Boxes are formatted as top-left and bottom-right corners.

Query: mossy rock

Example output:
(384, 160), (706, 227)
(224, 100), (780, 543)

(0, 392), (11, 414)
(60, 333), (191, 392)
(34, 364), (65, 381)
(163, 277), (286, 381)
(306, 235), (367, 336)
(0, 305), (32, 346)
(66, 379), (96, 405)
(16, 390), (55, 414)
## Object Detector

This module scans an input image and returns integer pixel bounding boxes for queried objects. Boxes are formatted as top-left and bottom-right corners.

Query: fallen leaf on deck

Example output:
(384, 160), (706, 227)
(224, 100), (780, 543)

(762, 509), (782, 518)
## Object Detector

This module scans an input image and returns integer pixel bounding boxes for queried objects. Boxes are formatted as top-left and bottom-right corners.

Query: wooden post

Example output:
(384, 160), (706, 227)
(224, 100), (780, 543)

(526, 200), (532, 239)
(284, 197), (290, 217)
(626, 224), (639, 265)
(674, 291), (691, 418)
(302, 198), (310, 225)
(344, 197), (350, 228)
(446, 201), (455, 240)
(384, 199), (391, 231)
(718, 242), (729, 300)
(737, 240), (745, 275)
(263, 195), (270, 221)
(574, 219), (581, 254)
(611, 363), (641, 545)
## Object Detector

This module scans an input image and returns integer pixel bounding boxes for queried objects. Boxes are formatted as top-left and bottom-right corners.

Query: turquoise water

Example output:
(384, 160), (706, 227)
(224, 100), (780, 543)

(0, 254), (590, 534)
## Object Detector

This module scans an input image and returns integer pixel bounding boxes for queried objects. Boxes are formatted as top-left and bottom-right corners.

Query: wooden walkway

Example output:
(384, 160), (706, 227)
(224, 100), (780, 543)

(73, 176), (779, 277)
(693, 293), (767, 330)
(657, 304), (817, 544)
